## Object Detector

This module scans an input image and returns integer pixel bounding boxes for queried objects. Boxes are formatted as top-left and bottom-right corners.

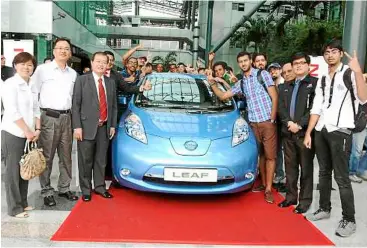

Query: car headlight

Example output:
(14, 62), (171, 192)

(124, 113), (148, 144)
(232, 117), (249, 147)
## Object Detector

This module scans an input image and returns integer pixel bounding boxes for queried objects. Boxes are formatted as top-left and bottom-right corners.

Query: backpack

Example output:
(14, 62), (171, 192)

(321, 68), (367, 133)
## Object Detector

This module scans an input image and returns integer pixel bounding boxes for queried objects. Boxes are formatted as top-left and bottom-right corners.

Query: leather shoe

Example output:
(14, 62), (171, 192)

(278, 200), (297, 208)
(58, 191), (78, 201)
(82, 195), (91, 202)
(44, 196), (56, 207)
(293, 205), (309, 214)
(95, 191), (113, 199)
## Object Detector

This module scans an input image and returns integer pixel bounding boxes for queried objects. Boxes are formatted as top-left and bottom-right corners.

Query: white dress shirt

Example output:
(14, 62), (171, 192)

(311, 63), (367, 132)
(32, 60), (77, 110)
(92, 72), (107, 100)
(1, 74), (41, 138)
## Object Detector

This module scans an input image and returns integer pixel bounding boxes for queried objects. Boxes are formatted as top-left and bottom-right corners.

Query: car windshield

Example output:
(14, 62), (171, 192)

(135, 75), (234, 112)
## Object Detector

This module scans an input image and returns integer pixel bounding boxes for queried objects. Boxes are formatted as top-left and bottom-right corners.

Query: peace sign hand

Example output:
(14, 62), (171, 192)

(344, 50), (362, 73)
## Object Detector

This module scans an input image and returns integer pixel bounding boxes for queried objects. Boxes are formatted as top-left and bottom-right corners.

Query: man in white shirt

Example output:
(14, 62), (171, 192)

(303, 40), (367, 237)
(33, 38), (78, 206)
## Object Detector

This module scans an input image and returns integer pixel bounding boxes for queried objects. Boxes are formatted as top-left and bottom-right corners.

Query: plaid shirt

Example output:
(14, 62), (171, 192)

(121, 67), (141, 85)
(231, 68), (274, 123)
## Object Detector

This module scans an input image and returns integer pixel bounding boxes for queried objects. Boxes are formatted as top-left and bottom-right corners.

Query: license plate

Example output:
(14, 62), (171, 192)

(164, 168), (218, 182)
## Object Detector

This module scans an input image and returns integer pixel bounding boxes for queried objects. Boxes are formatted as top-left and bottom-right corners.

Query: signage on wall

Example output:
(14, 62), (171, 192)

(310, 56), (328, 79)
(2, 40), (34, 67)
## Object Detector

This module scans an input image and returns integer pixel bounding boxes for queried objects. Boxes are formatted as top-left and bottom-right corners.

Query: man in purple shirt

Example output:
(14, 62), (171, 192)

(208, 51), (278, 203)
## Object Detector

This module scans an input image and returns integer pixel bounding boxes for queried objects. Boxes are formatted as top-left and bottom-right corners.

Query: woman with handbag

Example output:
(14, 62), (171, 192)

(1, 52), (41, 218)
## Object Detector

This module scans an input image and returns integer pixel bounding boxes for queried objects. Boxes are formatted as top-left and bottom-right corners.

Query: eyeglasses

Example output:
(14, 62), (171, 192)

(54, 47), (71, 52)
(128, 61), (138, 65)
(293, 61), (307, 66)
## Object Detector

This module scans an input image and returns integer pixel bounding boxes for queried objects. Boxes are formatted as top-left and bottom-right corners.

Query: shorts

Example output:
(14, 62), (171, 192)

(250, 121), (277, 160)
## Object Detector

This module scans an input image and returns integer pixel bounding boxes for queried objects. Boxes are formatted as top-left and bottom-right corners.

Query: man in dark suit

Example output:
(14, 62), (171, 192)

(103, 51), (152, 180)
(72, 52), (117, 201)
(278, 52), (317, 213)
(1, 55), (14, 81)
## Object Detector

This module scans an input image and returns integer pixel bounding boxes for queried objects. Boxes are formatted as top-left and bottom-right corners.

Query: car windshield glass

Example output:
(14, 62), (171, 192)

(135, 75), (234, 111)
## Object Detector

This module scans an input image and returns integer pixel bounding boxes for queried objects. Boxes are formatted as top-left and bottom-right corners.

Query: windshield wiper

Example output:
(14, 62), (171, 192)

(137, 102), (201, 109)
(206, 105), (234, 110)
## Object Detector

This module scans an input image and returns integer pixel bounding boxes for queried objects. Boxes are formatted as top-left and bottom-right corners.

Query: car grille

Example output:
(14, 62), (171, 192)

(143, 176), (235, 186)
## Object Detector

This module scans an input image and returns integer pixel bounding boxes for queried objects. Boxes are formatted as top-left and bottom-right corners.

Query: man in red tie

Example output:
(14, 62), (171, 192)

(72, 52), (117, 202)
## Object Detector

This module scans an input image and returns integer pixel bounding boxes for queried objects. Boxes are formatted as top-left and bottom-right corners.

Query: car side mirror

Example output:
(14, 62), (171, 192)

(237, 101), (246, 110)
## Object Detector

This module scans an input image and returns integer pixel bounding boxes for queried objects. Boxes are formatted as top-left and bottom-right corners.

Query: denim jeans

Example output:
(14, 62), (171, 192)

(358, 134), (367, 171)
(349, 127), (367, 175)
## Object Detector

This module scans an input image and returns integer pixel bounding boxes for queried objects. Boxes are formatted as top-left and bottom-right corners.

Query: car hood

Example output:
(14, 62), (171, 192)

(132, 106), (239, 140)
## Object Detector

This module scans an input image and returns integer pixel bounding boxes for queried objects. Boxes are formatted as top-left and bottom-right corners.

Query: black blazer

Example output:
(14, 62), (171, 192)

(278, 75), (317, 137)
(109, 70), (140, 95)
(72, 73), (117, 140)
(1, 66), (14, 81)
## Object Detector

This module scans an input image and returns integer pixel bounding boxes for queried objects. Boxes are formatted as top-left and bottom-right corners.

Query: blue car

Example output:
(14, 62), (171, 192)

(112, 73), (258, 194)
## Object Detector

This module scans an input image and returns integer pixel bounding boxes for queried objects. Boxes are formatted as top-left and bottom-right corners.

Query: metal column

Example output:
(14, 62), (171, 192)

(191, 1), (196, 31)
(211, 1), (266, 53)
(342, 1), (367, 67)
(193, 25), (200, 68)
(205, 0), (214, 67)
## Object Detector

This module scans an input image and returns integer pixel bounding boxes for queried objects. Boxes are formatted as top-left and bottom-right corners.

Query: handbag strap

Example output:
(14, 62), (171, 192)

(24, 141), (30, 154)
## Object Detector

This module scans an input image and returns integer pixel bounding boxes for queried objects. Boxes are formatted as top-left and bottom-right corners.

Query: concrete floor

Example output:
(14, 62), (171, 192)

(1, 143), (367, 248)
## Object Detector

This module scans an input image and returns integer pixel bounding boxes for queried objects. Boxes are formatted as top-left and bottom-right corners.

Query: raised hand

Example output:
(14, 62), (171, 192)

(344, 50), (362, 73)
(208, 52), (215, 61)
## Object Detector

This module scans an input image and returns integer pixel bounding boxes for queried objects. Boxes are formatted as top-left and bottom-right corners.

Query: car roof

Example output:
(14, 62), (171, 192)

(146, 73), (206, 80)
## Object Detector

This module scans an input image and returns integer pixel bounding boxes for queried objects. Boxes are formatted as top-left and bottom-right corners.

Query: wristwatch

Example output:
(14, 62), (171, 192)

(270, 119), (276, 124)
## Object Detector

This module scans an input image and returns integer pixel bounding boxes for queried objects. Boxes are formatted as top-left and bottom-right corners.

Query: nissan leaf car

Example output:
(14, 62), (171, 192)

(112, 73), (258, 194)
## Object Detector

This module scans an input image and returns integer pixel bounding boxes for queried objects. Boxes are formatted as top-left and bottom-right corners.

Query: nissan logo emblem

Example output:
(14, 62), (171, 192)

(184, 141), (198, 151)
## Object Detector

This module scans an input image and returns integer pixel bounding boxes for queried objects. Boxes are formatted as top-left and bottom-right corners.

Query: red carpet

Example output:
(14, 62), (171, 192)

(52, 188), (334, 246)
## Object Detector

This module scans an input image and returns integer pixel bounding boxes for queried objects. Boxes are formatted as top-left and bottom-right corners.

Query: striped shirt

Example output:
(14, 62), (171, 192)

(231, 68), (274, 122)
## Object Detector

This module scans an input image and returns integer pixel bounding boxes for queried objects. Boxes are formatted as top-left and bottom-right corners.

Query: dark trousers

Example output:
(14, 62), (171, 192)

(275, 123), (284, 178)
(77, 125), (109, 195)
(38, 111), (73, 197)
(1, 131), (28, 216)
(315, 128), (355, 222)
(283, 134), (314, 207)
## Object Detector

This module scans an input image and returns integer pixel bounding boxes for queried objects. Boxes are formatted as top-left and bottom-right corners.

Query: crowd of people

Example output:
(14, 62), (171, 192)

(1, 37), (367, 238)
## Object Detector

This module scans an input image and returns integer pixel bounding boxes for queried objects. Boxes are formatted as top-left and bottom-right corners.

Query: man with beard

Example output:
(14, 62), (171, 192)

(278, 52), (317, 214)
(304, 40), (367, 237)
(253, 53), (268, 70)
(121, 57), (140, 85)
(208, 51), (278, 204)
(268, 63), (284, 86)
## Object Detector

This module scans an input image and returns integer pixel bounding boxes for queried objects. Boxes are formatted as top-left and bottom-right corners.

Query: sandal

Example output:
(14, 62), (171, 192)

(24, 206), (34, 211)
(15, 212), (29, 218)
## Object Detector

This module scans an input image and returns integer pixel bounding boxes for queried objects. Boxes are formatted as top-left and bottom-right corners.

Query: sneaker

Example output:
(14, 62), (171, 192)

(252, 185), (265, 193)
(273, 175), (285, 184)
(349, 175), (363, 183)
(305, 208), (331, 221)
(335, 219), (356, 237)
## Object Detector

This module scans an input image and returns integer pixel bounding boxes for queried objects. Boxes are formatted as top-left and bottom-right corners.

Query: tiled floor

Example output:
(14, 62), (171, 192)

(1, 143), (367, 247)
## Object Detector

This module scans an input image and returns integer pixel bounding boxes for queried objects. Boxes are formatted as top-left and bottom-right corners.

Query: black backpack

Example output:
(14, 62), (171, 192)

(321, 68), (367, 133)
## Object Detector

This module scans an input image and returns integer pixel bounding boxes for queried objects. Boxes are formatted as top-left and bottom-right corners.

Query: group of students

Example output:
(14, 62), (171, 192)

(207, 39), (367, 238)
(1, 37), (367, 238)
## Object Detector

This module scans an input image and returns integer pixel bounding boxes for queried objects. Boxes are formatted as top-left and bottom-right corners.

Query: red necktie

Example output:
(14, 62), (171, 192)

(98, 78), (107, 122)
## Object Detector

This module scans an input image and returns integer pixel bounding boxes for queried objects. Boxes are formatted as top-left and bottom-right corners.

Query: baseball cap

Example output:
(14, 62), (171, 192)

(267, 63), (281, 71)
